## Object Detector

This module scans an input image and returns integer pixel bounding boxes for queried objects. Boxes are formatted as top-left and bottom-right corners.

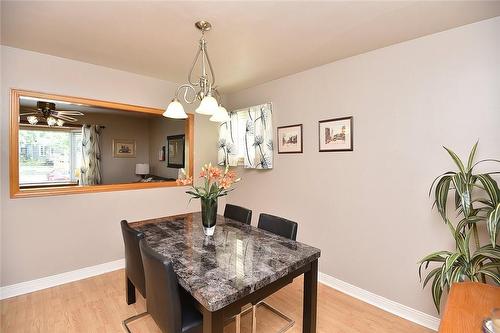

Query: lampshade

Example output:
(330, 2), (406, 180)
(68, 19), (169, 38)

(56, 119), (65, 127)
(135, 163), (150, 175)
(195, 94), (218, 115)
(163, 98), (188, 119)
(46, 116), (57, 126)
(210, 105), (230, 122)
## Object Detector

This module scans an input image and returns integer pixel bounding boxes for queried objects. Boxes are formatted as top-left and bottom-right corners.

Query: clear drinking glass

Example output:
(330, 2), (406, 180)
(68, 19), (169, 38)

(492, 308), (500, 333)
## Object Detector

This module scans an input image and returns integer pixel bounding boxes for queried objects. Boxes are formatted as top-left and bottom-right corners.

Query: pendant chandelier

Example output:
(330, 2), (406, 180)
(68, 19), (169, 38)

(163, 21), (229, 122)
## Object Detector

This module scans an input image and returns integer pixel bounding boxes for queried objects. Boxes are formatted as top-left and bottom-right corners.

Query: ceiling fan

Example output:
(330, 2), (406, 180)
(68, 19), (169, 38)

(20, 101), (84, 127)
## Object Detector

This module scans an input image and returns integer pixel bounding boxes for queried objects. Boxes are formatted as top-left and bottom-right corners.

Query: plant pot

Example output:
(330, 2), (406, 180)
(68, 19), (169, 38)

(201, 197), (218, 236)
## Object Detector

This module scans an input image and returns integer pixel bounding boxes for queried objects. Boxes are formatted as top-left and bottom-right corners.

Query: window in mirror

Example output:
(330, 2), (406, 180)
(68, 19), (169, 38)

(10, 90), (194, 198)
(19, 127), (82, 187)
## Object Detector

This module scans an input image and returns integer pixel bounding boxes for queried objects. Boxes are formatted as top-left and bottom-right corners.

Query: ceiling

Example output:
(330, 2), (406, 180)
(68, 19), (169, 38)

(2, 1), (500, 93)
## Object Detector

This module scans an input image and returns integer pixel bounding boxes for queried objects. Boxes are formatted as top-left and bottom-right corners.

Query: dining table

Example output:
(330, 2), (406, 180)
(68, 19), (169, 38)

(130, 212), (321, 333)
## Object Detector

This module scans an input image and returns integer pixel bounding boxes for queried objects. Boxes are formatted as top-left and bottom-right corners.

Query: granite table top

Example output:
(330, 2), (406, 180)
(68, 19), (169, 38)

(131, 212), (321, 312)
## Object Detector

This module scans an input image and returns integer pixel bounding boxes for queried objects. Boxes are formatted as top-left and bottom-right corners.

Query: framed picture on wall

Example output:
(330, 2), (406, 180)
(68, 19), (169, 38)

(277, 124), (303, 154)
(113, 139), (136, 158)
(318, 116), (353, 152)
(167, 135), (185, 168)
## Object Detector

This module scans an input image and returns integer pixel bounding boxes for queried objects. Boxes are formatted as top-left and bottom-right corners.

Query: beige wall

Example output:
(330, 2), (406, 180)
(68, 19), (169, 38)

(226, 17), (500, 316)
(0, 46), (220, 286)
(148, 118), (186, 179)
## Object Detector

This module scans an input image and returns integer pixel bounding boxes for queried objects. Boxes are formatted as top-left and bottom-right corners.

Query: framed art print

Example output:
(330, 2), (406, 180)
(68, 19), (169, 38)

(318, 116), (353, 152)
(113, 139), (136, 158)
(277, 124), (303, 154)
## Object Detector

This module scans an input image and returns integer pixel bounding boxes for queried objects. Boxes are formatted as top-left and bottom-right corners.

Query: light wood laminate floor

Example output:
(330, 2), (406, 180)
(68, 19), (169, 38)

(1, 269), (434, 333)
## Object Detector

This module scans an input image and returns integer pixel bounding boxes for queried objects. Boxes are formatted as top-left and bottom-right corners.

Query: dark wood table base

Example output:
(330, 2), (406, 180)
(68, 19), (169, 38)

(201, 259), (318, 333)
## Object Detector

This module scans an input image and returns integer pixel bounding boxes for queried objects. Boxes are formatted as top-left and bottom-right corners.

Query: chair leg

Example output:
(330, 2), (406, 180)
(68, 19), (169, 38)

(252, 304), (257, 333)
(242, 301), (294, 333)
(235, 313), (241, 333)
(122, 312), (148, 333)
(126, 276), (136, 305)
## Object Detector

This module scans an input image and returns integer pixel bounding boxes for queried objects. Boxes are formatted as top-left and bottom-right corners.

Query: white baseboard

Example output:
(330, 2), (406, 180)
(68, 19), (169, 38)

(318, 272), (440, 331)
(0, 259), (125, 300)
(0, 260), (439, 331)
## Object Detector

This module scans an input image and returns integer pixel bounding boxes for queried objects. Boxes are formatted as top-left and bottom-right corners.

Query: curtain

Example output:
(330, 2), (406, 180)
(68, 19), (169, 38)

(218, 102), (273, 169)
(81, 125), (102, 185)
(217, 111), (239, 167)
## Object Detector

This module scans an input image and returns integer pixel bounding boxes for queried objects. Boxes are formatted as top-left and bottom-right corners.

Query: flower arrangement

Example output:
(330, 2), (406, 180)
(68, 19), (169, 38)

(177, 163), (240, 235)
(177, 163), (240, 197)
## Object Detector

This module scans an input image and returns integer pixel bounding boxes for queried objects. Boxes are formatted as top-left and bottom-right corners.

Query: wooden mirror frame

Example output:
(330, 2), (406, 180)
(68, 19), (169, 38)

(10, 89), (194, 198)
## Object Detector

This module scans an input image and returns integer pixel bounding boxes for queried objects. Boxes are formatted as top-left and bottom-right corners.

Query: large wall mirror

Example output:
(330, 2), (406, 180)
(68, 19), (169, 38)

(10, 89), (194, 198)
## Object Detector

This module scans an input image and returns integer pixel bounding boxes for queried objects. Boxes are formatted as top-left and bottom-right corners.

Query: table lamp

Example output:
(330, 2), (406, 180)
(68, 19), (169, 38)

(135, 163), (150, 179)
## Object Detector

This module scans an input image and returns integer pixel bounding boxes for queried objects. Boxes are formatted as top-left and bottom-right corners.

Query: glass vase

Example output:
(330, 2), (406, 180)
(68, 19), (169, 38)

(201, 197), (218, 236)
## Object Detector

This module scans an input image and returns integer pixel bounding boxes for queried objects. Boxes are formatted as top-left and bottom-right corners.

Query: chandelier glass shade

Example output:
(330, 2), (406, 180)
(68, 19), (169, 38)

(195, 93), (218, 115)
(27, 115), (38, 125)
(164, 21), (228, 122)
(210, 105), (230, 122)
(46, 116), (57, 126)
(26, 115), (66, 127)
(163, 98), (188, 119)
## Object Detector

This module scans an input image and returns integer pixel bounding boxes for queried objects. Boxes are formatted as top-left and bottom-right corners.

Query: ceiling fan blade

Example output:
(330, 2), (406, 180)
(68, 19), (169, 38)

(53, 114), (78, 122)
(55, 110), (84, 116)
(20, 112), (39, 116)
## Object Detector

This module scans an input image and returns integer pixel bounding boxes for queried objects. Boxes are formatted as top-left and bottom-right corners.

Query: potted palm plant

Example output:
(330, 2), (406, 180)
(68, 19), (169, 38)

(419, 142), (500, 313)
(177, 164), (240, 236)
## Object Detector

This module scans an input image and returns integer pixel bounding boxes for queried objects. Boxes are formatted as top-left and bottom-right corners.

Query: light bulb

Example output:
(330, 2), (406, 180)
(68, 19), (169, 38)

(210, 105), (230, 122)
(46, 116), (57, 126)
(163, 98), (188, 119)
(195, 94), (218, 115)
(27, 116), (38, 125)
(56, 119), (65, 127)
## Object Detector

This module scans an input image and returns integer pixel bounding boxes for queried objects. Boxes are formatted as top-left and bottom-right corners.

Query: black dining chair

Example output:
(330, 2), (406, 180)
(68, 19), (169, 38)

(121, 220), (149, 331)
(138, 239), (203, 333)
(257, 213), (298, 241)
(223, 204), (252, 332)
(224, 204), (252, 224)
(249, 213), (299, 333)
(121, 220), (147, 303)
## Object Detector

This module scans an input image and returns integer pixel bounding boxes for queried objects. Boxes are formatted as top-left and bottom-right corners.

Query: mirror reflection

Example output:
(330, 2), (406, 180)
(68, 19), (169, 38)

(18, 96), (188, 189)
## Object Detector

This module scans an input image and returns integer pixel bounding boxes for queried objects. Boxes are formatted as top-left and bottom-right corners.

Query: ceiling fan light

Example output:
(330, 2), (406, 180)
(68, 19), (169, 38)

(210, 105), (230, 122)
(56, 119), (65, 127)
(27, 115), (38, 125)
(163, 98), (188, 119)
(195, 94), (218, 115)
(46, 116), (57, 126)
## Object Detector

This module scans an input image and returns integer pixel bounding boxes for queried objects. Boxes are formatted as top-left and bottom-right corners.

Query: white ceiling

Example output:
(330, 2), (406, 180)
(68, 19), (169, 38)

(2, 1), (500, 92)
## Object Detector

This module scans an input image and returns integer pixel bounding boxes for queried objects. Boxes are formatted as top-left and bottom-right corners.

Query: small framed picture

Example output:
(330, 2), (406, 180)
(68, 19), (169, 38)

(167, 135), (185, 168)
(318, 116), (353, 152)
(277, 124), (303, 154)
(113, 139), (136, 158)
